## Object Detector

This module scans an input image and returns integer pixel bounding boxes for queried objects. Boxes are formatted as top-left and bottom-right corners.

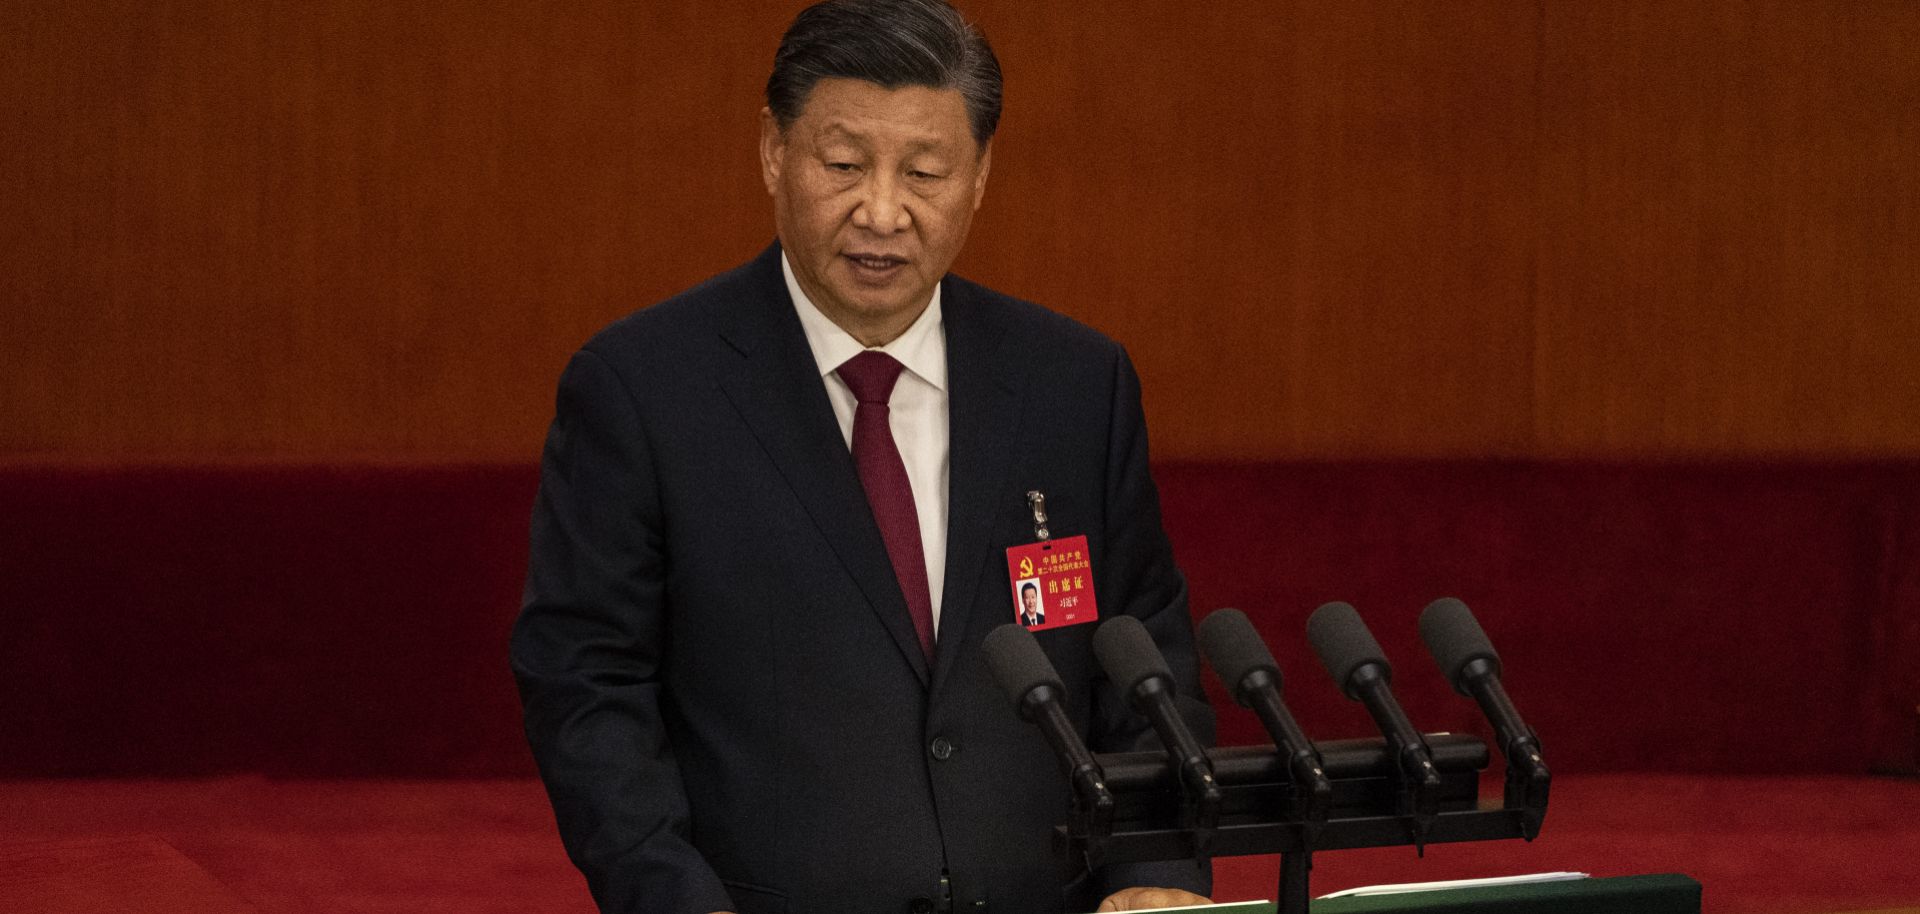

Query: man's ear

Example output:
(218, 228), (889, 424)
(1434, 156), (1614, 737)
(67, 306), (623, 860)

(971, 138), (992, 211)
(759, 107), (785, 196)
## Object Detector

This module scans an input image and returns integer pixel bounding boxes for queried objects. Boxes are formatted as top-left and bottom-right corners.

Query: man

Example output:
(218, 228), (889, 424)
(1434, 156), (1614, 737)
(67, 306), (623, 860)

(511, 2), (1215, 912)
(1019, 582), (1044, 627)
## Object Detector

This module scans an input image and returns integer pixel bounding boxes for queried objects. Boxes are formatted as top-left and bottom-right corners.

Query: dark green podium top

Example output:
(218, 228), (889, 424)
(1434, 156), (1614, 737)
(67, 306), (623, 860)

(1312, 873), (1701, 914)
(1092, 874), (1702, 914)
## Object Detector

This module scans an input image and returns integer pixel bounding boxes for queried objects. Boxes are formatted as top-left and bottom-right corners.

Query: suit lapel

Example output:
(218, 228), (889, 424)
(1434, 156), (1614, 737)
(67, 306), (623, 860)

(717, 245), (932, 686)
(930, 277), (1029, 698)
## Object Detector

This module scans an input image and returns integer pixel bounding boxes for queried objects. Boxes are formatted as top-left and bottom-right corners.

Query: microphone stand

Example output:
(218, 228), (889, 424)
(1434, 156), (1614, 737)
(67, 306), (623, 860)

(1062, 734), (1550, 912)
(1278, 846), (1312, 914)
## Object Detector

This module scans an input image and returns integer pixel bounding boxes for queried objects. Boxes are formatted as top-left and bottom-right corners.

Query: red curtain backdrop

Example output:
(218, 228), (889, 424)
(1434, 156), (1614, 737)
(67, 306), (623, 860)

(4, 462), (1915, 777)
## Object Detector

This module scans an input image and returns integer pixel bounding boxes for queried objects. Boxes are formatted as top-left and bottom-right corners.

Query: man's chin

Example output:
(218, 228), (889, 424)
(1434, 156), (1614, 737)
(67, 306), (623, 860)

(827, 286), (931, 323)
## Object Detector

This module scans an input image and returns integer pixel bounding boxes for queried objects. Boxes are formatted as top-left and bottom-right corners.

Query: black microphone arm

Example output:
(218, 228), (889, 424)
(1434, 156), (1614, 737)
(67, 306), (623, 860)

(1196, 608), (1333, 831)
(1419, 598), (1550, 833)
(1091, 615), (1222, 855)
(982, 624), (1115, 837)
(1306, 602), (1443, 848)
(989, 603), (1556, 914)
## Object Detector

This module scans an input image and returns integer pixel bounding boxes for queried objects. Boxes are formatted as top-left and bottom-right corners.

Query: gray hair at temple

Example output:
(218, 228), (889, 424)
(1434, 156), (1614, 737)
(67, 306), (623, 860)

(766, 0), (1003, 146)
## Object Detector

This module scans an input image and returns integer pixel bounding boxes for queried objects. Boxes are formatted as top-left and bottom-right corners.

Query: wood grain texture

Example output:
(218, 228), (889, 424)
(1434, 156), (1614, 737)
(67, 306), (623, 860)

(1532, 0), (1920, 457)
(2, 1), (1914, 460)
(964, 3), (1541, 459)
(2, 2), (784, 458)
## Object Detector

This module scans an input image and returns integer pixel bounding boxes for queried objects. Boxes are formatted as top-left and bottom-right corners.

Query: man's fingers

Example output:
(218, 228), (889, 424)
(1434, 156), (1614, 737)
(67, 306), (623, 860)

(1096, 886), (1212, 910)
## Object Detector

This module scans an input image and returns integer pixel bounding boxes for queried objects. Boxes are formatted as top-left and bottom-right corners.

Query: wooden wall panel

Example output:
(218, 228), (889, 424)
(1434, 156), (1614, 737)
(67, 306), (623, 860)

(2, 1), (784, 459)
(965, 3), (1540, 459)
(1533, 0), (1920, 457)
(2, 1), (1915, 461)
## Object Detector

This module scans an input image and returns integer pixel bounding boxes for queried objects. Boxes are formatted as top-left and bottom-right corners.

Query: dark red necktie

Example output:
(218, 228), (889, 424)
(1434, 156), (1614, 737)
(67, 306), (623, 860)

(836, 351), (936, 661)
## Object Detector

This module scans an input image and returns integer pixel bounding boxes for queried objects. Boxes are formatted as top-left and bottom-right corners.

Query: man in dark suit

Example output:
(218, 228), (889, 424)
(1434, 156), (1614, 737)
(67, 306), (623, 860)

(1020, 582), (1045, 627)
(510, 2), (1214, 912)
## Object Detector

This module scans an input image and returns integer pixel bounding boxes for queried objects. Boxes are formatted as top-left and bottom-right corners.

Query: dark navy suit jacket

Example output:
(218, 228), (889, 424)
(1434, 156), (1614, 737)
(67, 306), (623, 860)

(511, 244), (1214, 914)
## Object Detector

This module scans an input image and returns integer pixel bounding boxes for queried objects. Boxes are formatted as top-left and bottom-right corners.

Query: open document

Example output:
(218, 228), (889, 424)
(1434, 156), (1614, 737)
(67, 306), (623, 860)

(1318, 871), (1589, 898)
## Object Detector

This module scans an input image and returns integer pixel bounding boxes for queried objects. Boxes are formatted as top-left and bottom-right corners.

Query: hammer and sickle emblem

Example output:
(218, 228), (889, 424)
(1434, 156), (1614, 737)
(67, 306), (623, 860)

(1019, 557), (1035, 577)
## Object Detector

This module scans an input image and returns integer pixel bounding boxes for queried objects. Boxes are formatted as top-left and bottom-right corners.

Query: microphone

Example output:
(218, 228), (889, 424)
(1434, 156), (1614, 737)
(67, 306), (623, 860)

(981, 624), (1115, 823)
(1418, 598), (1550, 824)
(1196, 609), (1332, 826)
(1091, 615), (1222, 843)
(1306, 602), (1442, 842)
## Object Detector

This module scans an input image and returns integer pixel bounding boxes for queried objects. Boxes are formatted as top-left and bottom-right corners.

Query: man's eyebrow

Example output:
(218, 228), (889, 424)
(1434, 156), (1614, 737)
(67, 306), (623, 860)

(815, 122), (868, 142)
(813, 122), (953, 154)
(902, 138), (951, 155)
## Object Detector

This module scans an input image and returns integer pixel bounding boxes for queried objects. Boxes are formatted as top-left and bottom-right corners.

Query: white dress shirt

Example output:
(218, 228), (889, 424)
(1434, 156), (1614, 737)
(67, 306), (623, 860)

(783, 252), (951, 636)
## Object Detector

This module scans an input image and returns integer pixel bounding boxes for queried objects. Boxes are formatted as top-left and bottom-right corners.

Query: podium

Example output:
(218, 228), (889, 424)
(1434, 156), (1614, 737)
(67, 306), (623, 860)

(1311, 873), (1701, 914)
(1077, 874), (1702, 914)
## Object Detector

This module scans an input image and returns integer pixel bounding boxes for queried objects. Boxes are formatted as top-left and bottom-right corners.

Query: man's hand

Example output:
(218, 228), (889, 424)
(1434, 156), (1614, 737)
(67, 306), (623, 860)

(1096, 886), (1212, 911)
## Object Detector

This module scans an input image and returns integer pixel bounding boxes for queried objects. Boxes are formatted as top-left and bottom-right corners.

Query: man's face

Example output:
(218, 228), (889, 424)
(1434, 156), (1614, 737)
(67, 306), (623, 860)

(760, 78), (991, 346)
(1022, 588), (1039, 614)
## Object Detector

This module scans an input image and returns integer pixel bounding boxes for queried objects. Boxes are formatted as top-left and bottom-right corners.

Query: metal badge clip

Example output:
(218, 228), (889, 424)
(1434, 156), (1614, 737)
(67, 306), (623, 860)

(1026, 490), (1051, 541)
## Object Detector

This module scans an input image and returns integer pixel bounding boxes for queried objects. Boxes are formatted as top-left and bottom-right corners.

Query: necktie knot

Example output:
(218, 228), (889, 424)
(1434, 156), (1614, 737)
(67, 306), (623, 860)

(838, 351), (906, 405)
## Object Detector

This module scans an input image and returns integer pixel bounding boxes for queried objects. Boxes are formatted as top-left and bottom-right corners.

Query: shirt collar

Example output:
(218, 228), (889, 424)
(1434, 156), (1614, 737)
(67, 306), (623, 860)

(783, 251), (947, 392)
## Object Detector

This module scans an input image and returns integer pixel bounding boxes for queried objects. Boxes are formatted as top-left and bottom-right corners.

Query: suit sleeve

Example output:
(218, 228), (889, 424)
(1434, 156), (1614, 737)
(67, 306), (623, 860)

(1088, 344), (1218, 898)
(510, 348), (734, 914)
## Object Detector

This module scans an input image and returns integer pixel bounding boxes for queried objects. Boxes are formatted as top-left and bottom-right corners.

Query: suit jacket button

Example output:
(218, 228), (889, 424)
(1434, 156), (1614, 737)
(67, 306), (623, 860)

(910, 895), (935, 913)
(930, 736), (954, 761)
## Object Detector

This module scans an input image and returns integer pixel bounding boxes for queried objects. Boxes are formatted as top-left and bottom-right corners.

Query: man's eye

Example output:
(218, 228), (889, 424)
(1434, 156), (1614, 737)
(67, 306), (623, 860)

(826, 162), (858, 172)
(909, 170), (945, 180)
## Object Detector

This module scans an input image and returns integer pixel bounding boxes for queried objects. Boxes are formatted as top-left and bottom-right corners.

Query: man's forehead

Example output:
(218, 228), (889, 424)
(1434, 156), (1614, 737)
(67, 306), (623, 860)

(789, 79), (974, 143)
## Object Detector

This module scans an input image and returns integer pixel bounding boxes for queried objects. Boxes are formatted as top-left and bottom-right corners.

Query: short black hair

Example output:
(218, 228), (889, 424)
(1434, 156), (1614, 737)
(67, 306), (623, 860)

(1021, 582), (1038, 596)
(766, 0), (1002, 145)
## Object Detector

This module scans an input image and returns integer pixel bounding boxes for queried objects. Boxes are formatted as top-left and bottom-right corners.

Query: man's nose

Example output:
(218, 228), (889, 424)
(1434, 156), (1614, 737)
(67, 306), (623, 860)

(851, 173), (911, 234)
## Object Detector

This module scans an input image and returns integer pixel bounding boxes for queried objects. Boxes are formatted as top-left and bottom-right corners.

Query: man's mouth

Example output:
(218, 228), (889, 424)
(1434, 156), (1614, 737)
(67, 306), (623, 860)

(844, 253), (908, 274)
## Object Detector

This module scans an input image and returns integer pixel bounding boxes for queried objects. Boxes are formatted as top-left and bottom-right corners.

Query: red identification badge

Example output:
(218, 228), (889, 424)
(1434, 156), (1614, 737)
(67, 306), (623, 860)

(1004, 534), (1097, 631)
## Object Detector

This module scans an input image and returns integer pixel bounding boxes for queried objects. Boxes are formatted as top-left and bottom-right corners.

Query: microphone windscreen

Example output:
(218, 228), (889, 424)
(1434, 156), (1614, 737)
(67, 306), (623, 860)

(1197, 608), (1282, 698)
(982, 623), (1064, 706)
(1091, 615), (1174, 696)
(1307, 602), (1389, 698)
(1419, 597), (1501, 694)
